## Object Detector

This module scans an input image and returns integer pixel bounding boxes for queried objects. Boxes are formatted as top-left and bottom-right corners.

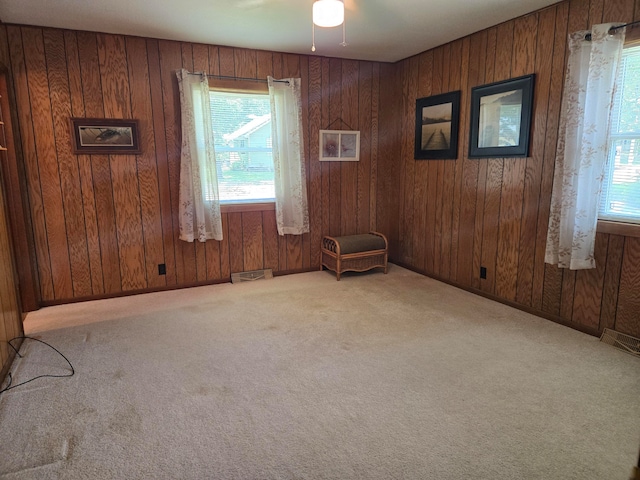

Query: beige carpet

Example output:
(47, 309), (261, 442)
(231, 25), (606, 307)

(0, 264), (638, 479)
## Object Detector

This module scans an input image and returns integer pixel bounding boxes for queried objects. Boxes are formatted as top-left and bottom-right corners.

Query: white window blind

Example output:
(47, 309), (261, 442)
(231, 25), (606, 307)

(599, 44), (640, 224)
(209, 90), (275, 203)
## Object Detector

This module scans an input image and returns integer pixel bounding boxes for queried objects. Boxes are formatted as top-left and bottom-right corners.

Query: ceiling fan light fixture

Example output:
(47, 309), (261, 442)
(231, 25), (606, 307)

(312, 0), (344, 28)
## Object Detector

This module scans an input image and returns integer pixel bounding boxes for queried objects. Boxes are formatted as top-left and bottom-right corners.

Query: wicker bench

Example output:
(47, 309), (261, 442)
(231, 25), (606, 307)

(320, 232), (388, 280)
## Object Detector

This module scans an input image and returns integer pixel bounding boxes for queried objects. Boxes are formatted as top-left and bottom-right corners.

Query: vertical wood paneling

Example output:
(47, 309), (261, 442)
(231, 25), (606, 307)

(242, 211), (263, 272)
(8, 26), (53, 301)
(158, 40), (185, 285)
(77, 32), (122, 295)
(300, 55), (311, 269)
(43, 29), (92, 298)
(479, 24), (506, 294)
(256, 50), (272, 80)
(65, 31), (105, 296)
(600, 235), (624, 330)
(358, 61), (374, 236)
(328, 58), (342, 238)
(234, 48), (257, 79)
(98, 34), (147, 291)
(0, 34), (39, 312)
(320, 58), (331, 249)
(219, 213), (231, 278)
(449, 38), (470, 283)
(495, 16), (531, 301)
(127, 37), (166, 289)
(0, 66), (25, 378)
(262, 209), (279, 271)
(0, 190), (22, 373)
(147, 38), (177, 287)
(22, 27), (74, 300)
(403, 57), (419, 266)
(228, 212), (243, 274)
(602, 0), (635, 20)
(428, 49), (443, 274)
(370, 63), (380, 233)
(459, 31), (486, 287)
(439, 42), (457, 280)
(377, 63), (401, 260)
(516, 8), (554, 307)
(616, 237), (640, 336)
(490, 21), (516, 298)
(340, 60), (359, 237)
(471, 30), (491, 289)
(572, 233), (607, 329)
(309, 57), (323, 268)
(387, 0), (640, 339)
(533, 2), (569, 311)
(412, 52), (433, 271)
(219, 47), (235, 77)
(3, 0), (639, 342)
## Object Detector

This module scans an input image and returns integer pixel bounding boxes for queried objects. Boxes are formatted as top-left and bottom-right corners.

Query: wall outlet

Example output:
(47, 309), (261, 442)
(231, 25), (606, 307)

(158, 264), (166, 275)
(480, 266), (487, 279)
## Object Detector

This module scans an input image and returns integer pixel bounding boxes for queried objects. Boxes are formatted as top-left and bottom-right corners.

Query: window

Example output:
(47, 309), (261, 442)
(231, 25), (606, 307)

(209, 89), (275, 204)
(599, 44), (640, 224)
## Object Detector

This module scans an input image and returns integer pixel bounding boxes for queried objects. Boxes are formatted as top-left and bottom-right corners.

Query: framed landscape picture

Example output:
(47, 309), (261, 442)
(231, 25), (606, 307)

(468, 74), (535, 158)
(414, 91), (460, 160)
(70, 118), (141, 155)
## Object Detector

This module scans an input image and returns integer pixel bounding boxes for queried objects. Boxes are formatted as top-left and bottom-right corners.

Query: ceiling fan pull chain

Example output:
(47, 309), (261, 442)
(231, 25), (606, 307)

(312, 23), (316, 52)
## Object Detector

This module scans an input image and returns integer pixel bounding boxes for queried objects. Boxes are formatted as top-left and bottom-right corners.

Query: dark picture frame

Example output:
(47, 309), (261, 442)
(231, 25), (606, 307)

(414, 91), (460, 160)
(70, 118), (141, 155)
(468, 74), (535, 158)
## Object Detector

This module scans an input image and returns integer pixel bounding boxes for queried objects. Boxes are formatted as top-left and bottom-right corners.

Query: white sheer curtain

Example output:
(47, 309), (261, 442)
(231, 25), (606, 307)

(176, 69), (223, 242)
(268, 76), (310, 236)
(545, 23), (625, 270)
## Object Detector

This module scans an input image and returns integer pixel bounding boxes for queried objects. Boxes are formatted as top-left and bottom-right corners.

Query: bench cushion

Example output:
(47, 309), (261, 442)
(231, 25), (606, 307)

(333, 234), (386, 254)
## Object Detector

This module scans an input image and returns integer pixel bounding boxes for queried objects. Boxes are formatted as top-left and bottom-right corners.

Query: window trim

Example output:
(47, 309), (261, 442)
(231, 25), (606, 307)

(220, 201), (275, 214)
(209, 79), (274, 211)
(209, 78), (268, 94)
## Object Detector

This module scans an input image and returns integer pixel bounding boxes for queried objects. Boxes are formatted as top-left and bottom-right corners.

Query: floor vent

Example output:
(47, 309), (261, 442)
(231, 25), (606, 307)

(599, 328), (640, 358)
(231, 269), (273, 284)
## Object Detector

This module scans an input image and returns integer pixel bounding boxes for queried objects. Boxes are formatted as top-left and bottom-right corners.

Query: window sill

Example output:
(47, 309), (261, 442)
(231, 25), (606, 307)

(597, 220), (640, 238)
(221, 202), (275, 214)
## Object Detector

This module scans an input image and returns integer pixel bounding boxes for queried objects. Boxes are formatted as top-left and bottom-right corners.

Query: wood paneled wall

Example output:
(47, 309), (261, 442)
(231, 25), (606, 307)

(0, 26), (381, 305)
(383, 0), (640, 338)
(1, 0), (639, 340)
(0, 70), (23, 379)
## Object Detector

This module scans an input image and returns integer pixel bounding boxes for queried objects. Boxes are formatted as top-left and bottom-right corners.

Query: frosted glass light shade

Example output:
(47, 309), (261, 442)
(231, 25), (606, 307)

(312, 0), (344, 28)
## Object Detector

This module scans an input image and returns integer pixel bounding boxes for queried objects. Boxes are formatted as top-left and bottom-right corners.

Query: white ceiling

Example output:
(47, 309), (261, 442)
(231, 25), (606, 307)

(0, 0), (560, 63)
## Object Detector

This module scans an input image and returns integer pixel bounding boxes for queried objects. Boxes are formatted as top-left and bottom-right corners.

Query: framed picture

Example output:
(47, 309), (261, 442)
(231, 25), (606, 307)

(414, 91), (460, 160)
(70, 118), (141, 154)
(319, 130), (360, 161)
(468, 74), (535, 158)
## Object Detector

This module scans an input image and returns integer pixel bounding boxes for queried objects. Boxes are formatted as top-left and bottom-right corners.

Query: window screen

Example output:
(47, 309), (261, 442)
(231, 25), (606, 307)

(209, 90), (275, 203)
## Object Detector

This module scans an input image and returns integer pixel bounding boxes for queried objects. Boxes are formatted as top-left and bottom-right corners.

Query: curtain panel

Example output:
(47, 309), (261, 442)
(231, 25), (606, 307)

(176, 69), (223, 242)
(545, 23), (625, 270)
(268, 76), (310, 236)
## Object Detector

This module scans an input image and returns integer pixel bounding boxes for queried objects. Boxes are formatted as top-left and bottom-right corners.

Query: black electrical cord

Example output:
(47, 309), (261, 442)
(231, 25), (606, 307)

(0, 336), (74, 395)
